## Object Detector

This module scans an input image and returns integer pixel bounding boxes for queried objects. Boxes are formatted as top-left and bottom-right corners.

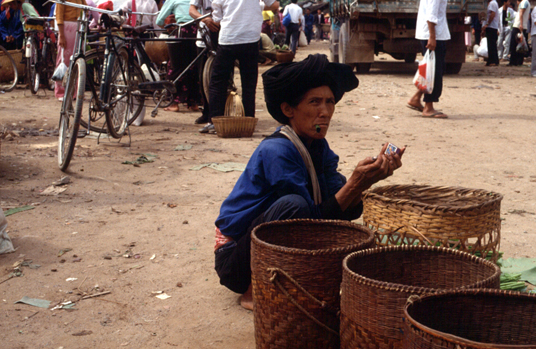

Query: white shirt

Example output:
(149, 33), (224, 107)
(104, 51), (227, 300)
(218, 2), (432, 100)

(485, 0), (499, 29)
(212, 0), (276, 45)
(123, 0), (159, 28)
(531, 7), (536, 35)
(498, 7), (516, 32)
(415, 0), (450, 41)
(282, 3), (302, 24)
(513, 0), (530, 29)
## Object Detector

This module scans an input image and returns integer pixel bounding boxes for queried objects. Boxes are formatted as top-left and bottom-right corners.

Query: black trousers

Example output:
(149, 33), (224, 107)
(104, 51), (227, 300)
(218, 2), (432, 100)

(509, 28), (527, 66)
(208, 41), (259, 119)
(486, 27), (499, 65)
(420, 40), (446, 103)
(285, 23), (300, 53)
(214, 194), (312, 294)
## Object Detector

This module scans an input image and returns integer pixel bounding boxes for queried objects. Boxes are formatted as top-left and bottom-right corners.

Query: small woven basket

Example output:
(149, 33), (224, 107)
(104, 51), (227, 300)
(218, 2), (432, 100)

(212, 116), (257, 138)
(403, 289), (536, 348)
(340, 245), (501, 349)
(251, 219), (375, 349)
(363, 185), (503, 262)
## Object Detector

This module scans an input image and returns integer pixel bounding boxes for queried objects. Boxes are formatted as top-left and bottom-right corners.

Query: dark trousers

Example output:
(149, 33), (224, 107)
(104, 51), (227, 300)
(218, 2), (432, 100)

(304, 26), (313, 44)
(214, 194), (312, 294)
(285, 23), (300, 53)
(486, 27), (499, 65)
(208, 41), (259, 119)
(509, 28), (527, 66)
(420, 40), (446, 103)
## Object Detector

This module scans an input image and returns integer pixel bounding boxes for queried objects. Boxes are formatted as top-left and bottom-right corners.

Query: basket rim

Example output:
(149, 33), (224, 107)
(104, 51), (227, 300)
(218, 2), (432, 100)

(363, 184), (503, 212)
(251, 219), (375, 256)
(403, 288), (536, 349)
(342, 245), (501, 293)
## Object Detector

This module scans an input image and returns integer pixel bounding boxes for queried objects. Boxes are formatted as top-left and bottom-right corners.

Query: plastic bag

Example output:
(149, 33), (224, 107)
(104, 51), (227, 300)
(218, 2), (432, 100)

(516, 33), (529, 54)
(413, 49), (435, 94)
(51, 48), (67, 82)
(0, 209), (15, 255)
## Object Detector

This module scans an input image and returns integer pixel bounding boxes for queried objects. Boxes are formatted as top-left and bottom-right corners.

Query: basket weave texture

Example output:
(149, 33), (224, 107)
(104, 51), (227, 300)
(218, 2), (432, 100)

(403, 289), (536, 348)
(340, 245), (501, 349)
(363, 185), (503, 262)
(251, 219), (375, 349)
(212, 117), (257, 138)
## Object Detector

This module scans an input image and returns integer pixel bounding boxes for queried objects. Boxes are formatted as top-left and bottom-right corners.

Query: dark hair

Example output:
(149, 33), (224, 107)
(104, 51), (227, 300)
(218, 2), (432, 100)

(291, 0), (298, 3)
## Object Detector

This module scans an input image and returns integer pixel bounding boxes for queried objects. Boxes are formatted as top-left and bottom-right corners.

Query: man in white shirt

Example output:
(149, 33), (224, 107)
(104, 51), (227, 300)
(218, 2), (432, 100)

(482, 0), (500, 66)
(407, 0), (450, 119)
(508, 0), (530, 66)
(282, 0), (302, 53)
(123, 0), (159, 29)
(204, 0), (279, 133)
(498, 1), (516, 60)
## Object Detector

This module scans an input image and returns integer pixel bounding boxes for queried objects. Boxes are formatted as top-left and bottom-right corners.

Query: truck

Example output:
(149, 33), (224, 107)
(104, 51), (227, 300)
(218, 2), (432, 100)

(329, 0), (487, 74)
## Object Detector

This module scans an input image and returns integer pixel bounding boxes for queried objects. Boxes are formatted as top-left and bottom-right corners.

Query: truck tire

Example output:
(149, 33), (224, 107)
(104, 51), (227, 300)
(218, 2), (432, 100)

(445, 63), (463, 75)
(338, 22), (350, 65)
(355, 63), (371, 73)
(404, 53), (417, 63)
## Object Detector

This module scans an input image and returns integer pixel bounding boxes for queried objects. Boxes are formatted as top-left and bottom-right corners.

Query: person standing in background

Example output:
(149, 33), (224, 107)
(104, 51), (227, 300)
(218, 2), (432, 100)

(508, 0), (530, 66)
(471, 14), (482, 46)
(303, 7), (313, 44)
(123, 0), (159, 30)
(55, 0), (86, 100)
(0, 0), (39, 50)
(261, 9), (274, 38)
(407, 0), (450, 119)
(157, 0), (202, 113)
(482, 0), (499, 66)
(282, 0), (301, 53)
(189, 0), (220, 125)
(498, 1), (515, 61)
(313, 8), (324, 41)
(203, 0), (279, 133)
(530, 4), (536, 75)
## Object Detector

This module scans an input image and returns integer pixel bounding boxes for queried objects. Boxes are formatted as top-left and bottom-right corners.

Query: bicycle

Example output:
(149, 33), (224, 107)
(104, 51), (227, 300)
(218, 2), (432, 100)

(23, 16), (57, 94)
(0, 44), (19, 92)
(120, 12), (235, 118)
(46, 0), (134, 171)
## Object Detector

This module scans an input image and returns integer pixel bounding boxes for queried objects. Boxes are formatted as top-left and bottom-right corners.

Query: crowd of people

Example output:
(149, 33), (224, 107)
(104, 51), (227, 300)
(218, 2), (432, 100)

(471, 0), (536, 75)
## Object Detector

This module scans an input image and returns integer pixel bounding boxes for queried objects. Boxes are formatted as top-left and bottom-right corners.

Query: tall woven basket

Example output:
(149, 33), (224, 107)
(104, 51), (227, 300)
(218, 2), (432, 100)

(403, 289), (536, 348)
(340, 245), (501, 349)
(363, 185), (503, 262)
(251, 219), (375, 349)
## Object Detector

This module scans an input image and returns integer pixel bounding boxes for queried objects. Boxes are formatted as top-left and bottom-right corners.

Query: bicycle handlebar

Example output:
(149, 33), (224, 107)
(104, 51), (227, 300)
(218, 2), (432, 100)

(127, 9), (159, 16)
(164, 12), (211, 29)
(43, 0), (122, 16)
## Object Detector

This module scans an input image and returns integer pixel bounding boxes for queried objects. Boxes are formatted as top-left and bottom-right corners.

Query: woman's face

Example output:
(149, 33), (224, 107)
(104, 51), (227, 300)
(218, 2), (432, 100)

(282, 86), (335, 144)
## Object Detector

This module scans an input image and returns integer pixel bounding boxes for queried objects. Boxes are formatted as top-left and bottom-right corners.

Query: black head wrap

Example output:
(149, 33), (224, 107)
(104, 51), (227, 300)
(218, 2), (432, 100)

(262, 54), (359, 124)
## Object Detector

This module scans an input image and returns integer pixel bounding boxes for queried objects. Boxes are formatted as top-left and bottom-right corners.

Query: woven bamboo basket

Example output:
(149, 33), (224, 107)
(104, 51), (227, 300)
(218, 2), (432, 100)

(251, 219), (375, 349)
(362, 185), (503, 262)
(403, 289), (536, 348)
(212, 117), (257, 138)
(275, 50), (294, 63)
(340, 245), (501, 349)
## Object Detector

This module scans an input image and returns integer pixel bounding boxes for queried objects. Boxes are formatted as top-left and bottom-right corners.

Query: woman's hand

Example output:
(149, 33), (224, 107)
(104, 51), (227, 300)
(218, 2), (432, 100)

(58, 34), (66, 48)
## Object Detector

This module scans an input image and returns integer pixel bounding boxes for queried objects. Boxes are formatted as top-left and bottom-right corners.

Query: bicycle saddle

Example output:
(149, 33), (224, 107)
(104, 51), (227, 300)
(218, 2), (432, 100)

(25, 17), (46, 26)
(122, 24), (151, 34)
(99, 13), (124, 30)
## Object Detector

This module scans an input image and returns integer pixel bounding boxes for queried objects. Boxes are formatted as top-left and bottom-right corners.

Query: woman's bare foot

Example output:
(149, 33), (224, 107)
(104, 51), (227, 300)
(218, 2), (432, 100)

(407, 93), (424, 112)
(240, 285), (253, 311)
(189, 105), (200, 112)
(164, 104), (180, 112)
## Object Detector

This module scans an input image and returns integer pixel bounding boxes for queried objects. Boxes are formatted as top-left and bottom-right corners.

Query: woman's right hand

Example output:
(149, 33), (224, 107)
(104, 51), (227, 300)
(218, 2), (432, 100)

(58, 34), (66, 48)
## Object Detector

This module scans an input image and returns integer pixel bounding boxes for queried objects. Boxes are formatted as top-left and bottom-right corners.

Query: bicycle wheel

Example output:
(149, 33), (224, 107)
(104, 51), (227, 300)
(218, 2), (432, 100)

(44, 40), (57, 91)
(0, 44), (18, 92)
(103, 48), (129, 138)
(79, 49), (108, 133)
(58, 58), (86, 171)
(202, 54), (237, 105)
(28, 37), (40, 94)
(125, 49), (146, 126)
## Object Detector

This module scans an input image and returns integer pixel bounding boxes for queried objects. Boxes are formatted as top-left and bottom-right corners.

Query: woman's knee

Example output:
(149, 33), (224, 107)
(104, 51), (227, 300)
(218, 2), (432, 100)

(268, 194), (311, 220)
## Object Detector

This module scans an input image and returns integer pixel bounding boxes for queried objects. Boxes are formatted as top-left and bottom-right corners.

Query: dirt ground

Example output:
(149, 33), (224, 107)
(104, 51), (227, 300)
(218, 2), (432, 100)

(1, 41), (536, 348)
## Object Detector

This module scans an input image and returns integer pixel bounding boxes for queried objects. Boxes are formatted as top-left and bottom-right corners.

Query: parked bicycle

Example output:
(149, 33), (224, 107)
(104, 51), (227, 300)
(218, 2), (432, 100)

(23, 16), (57, 94)
(44, 0), (134, 171)
(0, 44), (19, 92)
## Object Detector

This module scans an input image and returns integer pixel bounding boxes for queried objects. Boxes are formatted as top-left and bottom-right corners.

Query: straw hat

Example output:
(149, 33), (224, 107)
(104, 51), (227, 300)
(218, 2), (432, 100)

(1, 0), (22, 5)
